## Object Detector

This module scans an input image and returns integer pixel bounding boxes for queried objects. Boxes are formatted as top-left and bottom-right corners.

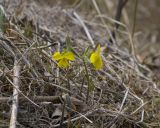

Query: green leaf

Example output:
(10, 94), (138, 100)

(0, 6), (6, 33)
(65, 36), (81, 58)
(83, 46), (90, 57)
(23, 23), (33, 37)
(65, 36), (72, 51)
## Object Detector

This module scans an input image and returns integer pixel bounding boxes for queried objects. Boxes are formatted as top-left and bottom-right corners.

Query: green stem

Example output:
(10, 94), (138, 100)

(83, 58), (90, 103)
(66, 69), (71, 93)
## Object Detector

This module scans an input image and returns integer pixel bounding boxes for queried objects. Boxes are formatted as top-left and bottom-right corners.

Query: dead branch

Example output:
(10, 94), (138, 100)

(9, 60), (21, 128)
(0, 96), (84, 106)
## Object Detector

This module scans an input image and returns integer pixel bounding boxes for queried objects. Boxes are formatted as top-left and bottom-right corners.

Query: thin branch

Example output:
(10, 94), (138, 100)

(119, 87), (129, 112)
(131, 0), (138, 38)
(110, 0), (128, 42)
(91, 0), (116, 44)
(6, 76), (40, 107)
(0, 96), (84, 106)
(9, 60), (20, 128)
(53, 109), (98, 128)
(73, 11), (95, 47)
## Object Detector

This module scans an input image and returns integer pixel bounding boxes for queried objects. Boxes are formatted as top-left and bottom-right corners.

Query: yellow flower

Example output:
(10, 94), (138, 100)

(53, 51), (75, 68)
(90, 44), (103, 70)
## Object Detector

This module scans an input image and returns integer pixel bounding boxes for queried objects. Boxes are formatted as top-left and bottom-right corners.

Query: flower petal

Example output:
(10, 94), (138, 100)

(90, 50), (103, 70)
(53, 52), (62, 60)
(93, 57), (103, 70)
(90, 53), (98, 64)
(58, 59), (69, 68)
(63, 52), (75, 61)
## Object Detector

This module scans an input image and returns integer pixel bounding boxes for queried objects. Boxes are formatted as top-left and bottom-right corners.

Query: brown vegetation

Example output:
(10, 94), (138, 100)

(0, 0), (160, 127)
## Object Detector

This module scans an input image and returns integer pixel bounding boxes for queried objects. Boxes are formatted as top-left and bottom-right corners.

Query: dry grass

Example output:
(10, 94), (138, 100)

(0, 0), (160, 128)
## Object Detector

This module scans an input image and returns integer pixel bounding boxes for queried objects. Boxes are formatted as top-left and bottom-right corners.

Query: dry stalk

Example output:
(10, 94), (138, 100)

(0, 96), (84, 107)
(91, 0), (116, 44)
(119, 87), (129, 112)
(73, 11), (95, 47)
(53, 109), (98, 128)
(9, 60), (20, 128)
(6, 76), (40, 107)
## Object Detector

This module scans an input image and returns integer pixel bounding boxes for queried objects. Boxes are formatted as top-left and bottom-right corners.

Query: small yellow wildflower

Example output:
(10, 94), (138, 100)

(90, 44), (103, 70)
(53, 51), (75, 68)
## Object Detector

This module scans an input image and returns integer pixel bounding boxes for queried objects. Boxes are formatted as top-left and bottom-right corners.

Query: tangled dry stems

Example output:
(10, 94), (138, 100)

(0, 1), (159, 128)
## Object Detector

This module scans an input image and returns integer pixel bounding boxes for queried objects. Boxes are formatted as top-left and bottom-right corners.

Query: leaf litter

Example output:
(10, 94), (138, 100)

(0, 0), (160, 128)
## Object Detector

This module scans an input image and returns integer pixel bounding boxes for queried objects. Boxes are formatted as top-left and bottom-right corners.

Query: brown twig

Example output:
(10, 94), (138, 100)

(109, 0), (128, 43)
(53, 109), (98, 128)
(0, 96), (84, 106)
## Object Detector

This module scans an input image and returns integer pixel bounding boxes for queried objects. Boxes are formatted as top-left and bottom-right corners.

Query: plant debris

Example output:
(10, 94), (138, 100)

(0, 0), (160, 128)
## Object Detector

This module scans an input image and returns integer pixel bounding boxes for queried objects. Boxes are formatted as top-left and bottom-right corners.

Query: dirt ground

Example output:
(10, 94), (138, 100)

(0, 0), (160, 128)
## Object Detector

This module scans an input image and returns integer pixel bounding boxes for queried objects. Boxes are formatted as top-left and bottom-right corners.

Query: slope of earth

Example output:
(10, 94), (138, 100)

(0, 0), (160, 128)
